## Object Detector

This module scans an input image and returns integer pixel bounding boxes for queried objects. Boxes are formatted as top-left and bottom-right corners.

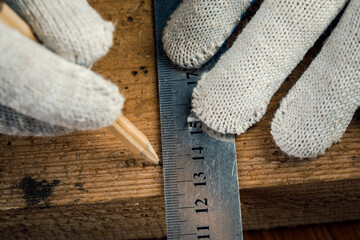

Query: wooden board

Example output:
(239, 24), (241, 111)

(244, 221), (360, 240)
(0, 0), (359, 239)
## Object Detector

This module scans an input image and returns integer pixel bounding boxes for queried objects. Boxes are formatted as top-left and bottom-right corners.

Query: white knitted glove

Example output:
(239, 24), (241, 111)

(163, 0), (360, 158)
(0, 0), (124, 136)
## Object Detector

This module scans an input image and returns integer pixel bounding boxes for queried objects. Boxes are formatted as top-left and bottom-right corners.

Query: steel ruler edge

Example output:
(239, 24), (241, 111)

(154, 1), (243, 239)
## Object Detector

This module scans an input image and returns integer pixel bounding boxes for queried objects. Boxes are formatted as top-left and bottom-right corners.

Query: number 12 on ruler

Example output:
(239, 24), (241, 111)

(190, 113), (210, 239)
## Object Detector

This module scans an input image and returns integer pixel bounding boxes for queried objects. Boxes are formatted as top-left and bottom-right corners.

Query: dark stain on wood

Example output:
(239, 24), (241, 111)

(74, 183), (88, 192)
(19, 177), (60, 208)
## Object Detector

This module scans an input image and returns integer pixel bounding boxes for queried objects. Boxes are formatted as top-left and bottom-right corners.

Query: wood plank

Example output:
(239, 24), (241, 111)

(0, 0), (359, 239)
(244, 221), (360, 240)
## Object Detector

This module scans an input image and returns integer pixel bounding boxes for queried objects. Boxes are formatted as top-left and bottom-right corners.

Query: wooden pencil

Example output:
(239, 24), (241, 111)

(0, 2), (159, 165)
(107, 115), (159, 164)
(0, 1), (36, 41)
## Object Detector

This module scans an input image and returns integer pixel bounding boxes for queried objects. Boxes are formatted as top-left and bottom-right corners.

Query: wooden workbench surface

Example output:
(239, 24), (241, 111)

(1, 0), (359, 239)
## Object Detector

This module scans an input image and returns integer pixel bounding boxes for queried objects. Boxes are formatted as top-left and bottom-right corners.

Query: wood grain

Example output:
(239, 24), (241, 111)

(0, 0), (359, 239)
(245, 220), (360, 240)
(145, 220), (360, 240)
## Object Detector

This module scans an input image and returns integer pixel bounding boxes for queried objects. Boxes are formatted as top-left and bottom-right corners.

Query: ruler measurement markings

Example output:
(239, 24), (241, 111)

(155, 0), (242, 239)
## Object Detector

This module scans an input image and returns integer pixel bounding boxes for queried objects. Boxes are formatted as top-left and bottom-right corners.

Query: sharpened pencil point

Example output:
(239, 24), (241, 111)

(158, 161), (163, 166)
(108, 115), (159, 165)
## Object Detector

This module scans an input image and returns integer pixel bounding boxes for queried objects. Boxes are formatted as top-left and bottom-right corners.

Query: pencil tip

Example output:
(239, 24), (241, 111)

(147, 144), (158, 159)
(158, 161), (163, 166)
(141, 149), (160, 165)
(145, 144), (160, 165)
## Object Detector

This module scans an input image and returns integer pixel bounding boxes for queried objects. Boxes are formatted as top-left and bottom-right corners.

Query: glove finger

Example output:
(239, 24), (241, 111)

(271, 0), (360, 158)
(163, 0), (253, 69)
(0, 22), (124, 131)
(192, 0), (346, 135)
(5, 0), (114, 66)
(0, 104), (71, 136)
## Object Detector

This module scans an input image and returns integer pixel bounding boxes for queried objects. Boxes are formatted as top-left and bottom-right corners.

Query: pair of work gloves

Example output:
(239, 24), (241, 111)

(1, 0), (359, 158)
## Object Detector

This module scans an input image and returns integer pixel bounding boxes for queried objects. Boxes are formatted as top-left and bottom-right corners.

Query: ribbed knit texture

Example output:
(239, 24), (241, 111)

(0, 22), (123, 136)
(191, 0), (346, 135)
(271, 0), (360, 158)
(0, 105), (70, 136)
(163, 0), (252, 69)
(5, 0), (114, 66)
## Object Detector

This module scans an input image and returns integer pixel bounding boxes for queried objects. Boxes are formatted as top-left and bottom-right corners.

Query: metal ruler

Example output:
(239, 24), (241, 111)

(154, 1), (242, 239)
